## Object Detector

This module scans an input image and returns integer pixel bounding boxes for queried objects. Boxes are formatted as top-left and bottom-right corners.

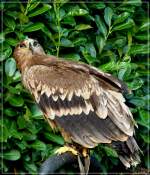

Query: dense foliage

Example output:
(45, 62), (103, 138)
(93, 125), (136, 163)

(1, 0), (149, 174)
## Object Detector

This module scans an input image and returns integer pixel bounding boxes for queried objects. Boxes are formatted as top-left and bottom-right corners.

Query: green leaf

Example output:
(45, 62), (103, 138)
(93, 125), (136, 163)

(64, 53), (81, 61)
(28, 2), (40, 12)
(80, 46), (96, 64)
(95, 15), (107, 37)
(15, 31), (26, 40)
(10, 122), (23, 140)
(134, 33), (149, 41)
(113, 37), (126, 48)
(30, 140), (46, 151)
(6, 38), (18, 46)
(24, 106), (32, 120)
(4, 108), (17, 117)
(5, 58), (16, 77)
(5, 11), (18, 20)
(8, 95), (24, 107)
(24, 162), (37, 173)
(17, 139), (28, 150)
(18, 13), (29, 24)
(68, 8), (89, 16)
(2, 150), (21, 161)
(118, 62), (131, 80)
(100, 61), (116, 72)
(4, 28), (14, 35)
(139, 21), (150, 31)
(137, 120), (150, 129)
(140, 134), (150, 143)
(113, 12), (130, 25)
(104, 146), (118, 157)
(63, 16), (76, 26)
(89, 2), (105, 9)
(61, 28), (69, 37)
(73, 37), (87, 46)
(112, 19), (134, 31)
(139, 110), (149, 125)
(96, 35), (105, 54)
(59, 8), (66, 20)
(30, 104), (43, 119)
(13, 71), (21, 81)
(75, 24), (92, 31)
(44, 132), (64, 145)
(129, 97), (145, 107)
(104, 7), (113, 27)
(4, 16), (16, 30)
(22, 132), (37, 141)
(0, 120), (10, 142)
(1, 47), (12, 61)
(60, 38), (74, 47)
(28, 4), (51, 17)
(17, 116), (26, 129)
(5, 85), (21, 95)
(41, 26), (53, 41)
(23, 22), (44, 32)
(86, 43), (96, 58)
(128, 78), (144, 90)
(26, 122), (38, 134)
(129, 44), (149, 55)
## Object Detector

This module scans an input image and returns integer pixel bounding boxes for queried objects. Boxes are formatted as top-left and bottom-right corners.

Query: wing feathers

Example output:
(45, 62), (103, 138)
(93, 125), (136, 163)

(39, 93), (93, 118)
(90, 92), (108, 119)
(23, 62), (135, 147)
(55, 112), (128, 148)
(105, 91), (134, 136)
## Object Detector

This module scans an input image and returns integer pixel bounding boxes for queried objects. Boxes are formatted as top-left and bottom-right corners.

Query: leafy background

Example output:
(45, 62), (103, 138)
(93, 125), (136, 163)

(1, 0), (149, 174)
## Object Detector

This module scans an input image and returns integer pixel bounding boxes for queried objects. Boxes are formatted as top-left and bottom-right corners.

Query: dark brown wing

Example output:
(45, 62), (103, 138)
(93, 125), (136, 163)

(23, 60), (135, 148)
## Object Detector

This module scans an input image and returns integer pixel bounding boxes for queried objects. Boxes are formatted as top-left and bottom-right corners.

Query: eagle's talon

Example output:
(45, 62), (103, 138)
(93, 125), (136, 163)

(55, 146), (78, 156)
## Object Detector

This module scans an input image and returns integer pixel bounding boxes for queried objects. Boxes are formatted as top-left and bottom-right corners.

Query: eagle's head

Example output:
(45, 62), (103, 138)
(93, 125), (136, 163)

(14, 38), (45, 57)
(13, 38), (46, 71)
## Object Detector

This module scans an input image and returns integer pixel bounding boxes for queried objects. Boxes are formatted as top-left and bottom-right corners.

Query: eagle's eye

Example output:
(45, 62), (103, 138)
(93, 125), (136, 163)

(33, 41), (38, 47)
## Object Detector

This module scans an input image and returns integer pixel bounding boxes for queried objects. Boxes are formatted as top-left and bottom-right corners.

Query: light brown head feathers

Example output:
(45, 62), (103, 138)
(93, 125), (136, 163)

(13, 38), (48, 72)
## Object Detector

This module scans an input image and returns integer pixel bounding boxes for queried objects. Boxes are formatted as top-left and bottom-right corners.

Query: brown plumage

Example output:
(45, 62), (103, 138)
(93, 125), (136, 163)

(13, 38), (141, 170)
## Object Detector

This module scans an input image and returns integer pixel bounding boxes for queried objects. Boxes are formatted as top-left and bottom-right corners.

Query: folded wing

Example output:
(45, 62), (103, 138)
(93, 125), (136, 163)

(23, 59), (135, 148)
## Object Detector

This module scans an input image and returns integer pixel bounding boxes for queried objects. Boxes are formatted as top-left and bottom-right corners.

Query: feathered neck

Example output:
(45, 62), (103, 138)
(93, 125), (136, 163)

(13, 48), (58, 73)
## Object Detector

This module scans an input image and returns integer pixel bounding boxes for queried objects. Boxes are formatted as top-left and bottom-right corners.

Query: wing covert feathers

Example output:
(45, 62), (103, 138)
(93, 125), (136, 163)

(22, 60), (135, 147)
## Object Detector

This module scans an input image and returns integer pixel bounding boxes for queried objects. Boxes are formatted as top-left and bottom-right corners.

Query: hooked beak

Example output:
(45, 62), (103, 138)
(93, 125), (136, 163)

(20, 40), (33, 51)
(29, 42), (32, 50)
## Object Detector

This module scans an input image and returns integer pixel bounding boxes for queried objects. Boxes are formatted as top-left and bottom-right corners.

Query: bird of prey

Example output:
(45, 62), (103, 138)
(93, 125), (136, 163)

(13, 38), (141, 174)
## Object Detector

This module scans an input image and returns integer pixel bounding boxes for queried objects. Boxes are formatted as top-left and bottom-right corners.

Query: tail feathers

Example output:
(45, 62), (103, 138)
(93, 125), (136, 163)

(112, 137), (141, 168)
(119, 152), (140, 168)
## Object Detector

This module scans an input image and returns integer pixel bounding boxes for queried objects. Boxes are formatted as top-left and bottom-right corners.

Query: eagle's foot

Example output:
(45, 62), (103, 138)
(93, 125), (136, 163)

(82, 148), (88, 157)
(55, 145), (78, 155)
